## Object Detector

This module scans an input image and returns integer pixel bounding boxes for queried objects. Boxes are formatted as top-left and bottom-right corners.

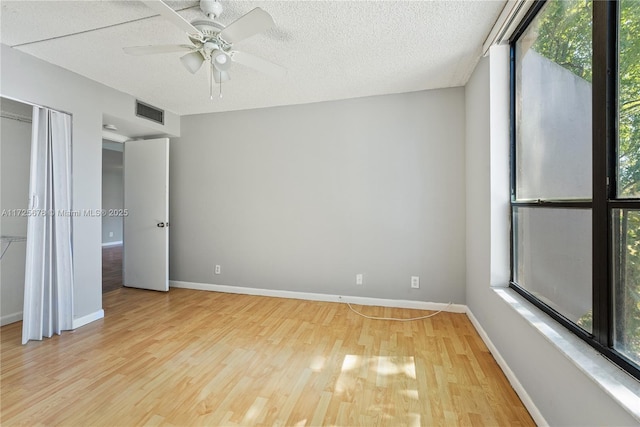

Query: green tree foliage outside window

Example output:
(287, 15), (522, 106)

(616, 3), (639, 366)
(526, 0), (640, 365)
(619, 1), (640, 199)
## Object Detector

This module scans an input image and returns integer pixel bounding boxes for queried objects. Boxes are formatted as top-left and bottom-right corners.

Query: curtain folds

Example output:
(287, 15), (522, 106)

(22, 106), (74, 344)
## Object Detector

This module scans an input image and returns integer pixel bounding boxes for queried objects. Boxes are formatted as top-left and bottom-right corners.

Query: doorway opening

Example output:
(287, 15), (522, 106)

(1, 96), (75, 343)
(100, 115), (171, 294)
(102, 141), (124, 293)
(0, 97), (32, 326)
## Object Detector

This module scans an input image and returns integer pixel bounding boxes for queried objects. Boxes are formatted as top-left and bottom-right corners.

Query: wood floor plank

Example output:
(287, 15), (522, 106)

(0, 288), (535, 426)
(102, 244), (123, 294)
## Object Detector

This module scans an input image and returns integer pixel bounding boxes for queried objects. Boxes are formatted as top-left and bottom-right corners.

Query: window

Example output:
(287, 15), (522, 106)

(613, 209), (640, 366)
(618, 0), (640, 199)
(511, 0), (640, 379)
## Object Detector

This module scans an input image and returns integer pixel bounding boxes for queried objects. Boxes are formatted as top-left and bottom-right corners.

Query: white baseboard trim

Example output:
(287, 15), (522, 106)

(102, 241), (123, 248)
(466, 309), (548, 427)
(72, 309), (104, 329)
(169, 280), (466, 313)
(1, 311), (23, 326)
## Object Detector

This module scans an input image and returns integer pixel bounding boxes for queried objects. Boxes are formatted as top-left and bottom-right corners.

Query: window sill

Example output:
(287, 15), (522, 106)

(493, 287), (640, 423)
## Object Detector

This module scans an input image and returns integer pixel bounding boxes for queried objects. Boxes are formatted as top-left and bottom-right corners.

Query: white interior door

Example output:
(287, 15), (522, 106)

(123, 138), (169, 291)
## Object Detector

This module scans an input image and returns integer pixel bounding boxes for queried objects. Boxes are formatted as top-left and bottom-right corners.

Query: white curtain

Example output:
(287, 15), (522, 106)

(22, 106), (74, 344)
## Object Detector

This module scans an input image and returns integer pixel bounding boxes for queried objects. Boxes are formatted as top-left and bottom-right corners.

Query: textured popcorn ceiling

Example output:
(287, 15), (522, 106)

(1, 1), (505, 115)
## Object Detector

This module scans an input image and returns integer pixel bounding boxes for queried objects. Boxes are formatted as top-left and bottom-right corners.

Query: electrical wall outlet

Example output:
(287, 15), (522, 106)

(411, 276), (420, 289)
(108, 231), (114, 237)
(356, 274), (363, 285)
(215, 265), (221, 275)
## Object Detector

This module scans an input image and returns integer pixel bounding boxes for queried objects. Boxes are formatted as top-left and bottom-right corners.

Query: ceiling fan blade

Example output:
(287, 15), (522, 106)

(142, 0), (202, 36)
(219, 8), (275, 44)
(231, 51), (286, 78)
(123, 44), (194, 56)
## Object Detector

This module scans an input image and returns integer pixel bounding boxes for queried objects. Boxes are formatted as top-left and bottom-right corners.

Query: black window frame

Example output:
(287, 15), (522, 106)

(509, 0), (640, 381)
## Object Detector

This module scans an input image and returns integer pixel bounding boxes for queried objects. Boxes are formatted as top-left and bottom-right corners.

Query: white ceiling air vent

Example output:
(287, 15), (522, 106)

(135, 100), (164, 125)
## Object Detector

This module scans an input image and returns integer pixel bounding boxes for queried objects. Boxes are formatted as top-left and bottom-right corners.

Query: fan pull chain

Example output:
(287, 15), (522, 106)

(219, 71), (223, 99)
(209, 62), (214, 100)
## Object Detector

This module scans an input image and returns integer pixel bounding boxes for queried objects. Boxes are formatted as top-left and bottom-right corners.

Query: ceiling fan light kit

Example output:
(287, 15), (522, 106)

(180, 51), (205, 74)
(213, 69), (230, 83)
(125, 0), (286, 100)
(211, 50), (230, 71)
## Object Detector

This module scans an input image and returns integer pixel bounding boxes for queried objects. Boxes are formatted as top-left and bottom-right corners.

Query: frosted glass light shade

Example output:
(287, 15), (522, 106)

(213, 70), (230, 83)
(211, 50), (231, 71)
(180, 51), (205, 74)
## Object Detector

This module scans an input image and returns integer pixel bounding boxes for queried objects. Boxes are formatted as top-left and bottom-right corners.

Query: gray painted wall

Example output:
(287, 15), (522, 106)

(0, 107), (31, 324)
(0, 43), (180, 320)
(171, 89), (466, 303)
(465, 49), (637, 426)
(102, 148), (123, 244)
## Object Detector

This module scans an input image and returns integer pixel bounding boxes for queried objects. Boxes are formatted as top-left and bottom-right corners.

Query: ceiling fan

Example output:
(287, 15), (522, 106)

(124, 0), (286, 98)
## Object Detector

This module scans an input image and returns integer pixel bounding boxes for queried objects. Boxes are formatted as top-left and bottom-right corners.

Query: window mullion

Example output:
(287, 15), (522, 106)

(591, 0), (617, 346)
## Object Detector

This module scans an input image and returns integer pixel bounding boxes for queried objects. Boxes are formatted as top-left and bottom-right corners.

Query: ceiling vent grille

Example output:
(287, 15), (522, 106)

(135, 100), (164, 125)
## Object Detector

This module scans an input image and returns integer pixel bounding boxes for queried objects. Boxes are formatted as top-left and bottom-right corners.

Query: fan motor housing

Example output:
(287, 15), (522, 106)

(191, 19), (225, 35)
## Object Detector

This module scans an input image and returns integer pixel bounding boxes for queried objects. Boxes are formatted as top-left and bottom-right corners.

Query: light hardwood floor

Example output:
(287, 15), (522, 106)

(0, 288), (535, 426)
(102, 244), (123, 294)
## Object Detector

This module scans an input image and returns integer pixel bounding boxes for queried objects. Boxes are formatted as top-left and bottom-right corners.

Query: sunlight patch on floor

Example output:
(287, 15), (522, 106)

(407, 412), (422, 427)
(310, 355), (325, 372)
(336, 355), (417, 394)
(340, 354), (359, 372)
(401, 389), (420, 400)
(241, 396), (267, 424)
(376, 356), (416, 378)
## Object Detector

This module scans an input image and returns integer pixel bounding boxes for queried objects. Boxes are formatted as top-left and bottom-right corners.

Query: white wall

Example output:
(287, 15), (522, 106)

(102, 148), (123, 244)
(0, 43), (180, 322)
(0, 108), (31, 325)
(171, 89), (466, 303)
(465, 48), (638, 426)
